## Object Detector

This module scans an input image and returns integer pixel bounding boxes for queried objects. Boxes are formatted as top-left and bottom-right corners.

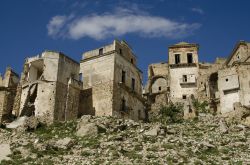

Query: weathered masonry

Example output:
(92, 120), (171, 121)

(1, 39), (250, 125)
(168, 42), (199, 100)
(80, 40), (146, 121)
(16, 51), (83, 124)
(0, 68), (19, 124)
(218, 41), (250, 114)
(145, 40), (250, 120)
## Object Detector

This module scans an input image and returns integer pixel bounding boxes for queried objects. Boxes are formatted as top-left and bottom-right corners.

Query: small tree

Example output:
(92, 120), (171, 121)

(160, 103), (183, 124)
(192, 99), (209, 113)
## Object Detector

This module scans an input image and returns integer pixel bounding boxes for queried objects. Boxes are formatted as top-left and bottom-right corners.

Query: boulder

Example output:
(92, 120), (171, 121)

(55, 137), (75, 149)
(0, 144), (11, 162)
(76, 123), (98, 137)
(6, 116), (27, 129)
(144, 125), (160, 136)
(219, 119), (228, 134)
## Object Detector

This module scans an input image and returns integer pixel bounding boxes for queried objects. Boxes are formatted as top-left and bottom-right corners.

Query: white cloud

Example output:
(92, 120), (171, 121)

(47, 10), (201, 40)
(191, 7), (204, 14)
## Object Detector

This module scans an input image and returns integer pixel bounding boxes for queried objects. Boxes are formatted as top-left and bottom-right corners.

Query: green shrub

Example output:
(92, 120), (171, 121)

(150, 103), (183, 124)
(192, 99), (208, 113)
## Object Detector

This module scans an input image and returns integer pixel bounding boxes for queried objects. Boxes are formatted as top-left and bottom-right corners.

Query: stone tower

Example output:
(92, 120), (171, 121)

(80, 40), (145, 121)
(168, 42), (199, 100)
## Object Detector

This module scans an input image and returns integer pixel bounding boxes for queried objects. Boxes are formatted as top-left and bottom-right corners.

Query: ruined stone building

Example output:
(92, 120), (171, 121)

(1, 39), (250, 125)
(145, 40), (250, 119)
(80, 40), (146, 121)
(0, 68), (19, 124)
(15, 51), (83, 123)
(218, 41), (250, 115)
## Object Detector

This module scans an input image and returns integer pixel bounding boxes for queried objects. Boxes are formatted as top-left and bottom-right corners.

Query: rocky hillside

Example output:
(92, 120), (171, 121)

(0, 114), (250, 165)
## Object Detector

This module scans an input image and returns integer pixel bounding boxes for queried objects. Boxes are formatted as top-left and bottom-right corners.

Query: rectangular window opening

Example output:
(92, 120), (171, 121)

(99, 48), (103, 55)
(131, 58), (134, 64)
(187, 53), (193, 63)
(175, 54), (180, 64)
(122, 70), (126, 83)
(182, 95), (187, 99)
(132, 78), (135, 91)
(183, 75), (187, 82)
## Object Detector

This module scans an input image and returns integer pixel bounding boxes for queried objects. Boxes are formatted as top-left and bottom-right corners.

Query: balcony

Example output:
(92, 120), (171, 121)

(179, 75), (196, 85)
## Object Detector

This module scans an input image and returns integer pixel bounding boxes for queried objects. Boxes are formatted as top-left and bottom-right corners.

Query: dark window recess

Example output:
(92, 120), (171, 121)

(119, 49), (122, 55)
(159, 86), (161, 91)
(121, 98), (126, 111)
(99, 48), (103, 55)
(187, 53), (193, 63)
(131, 58), (134, 64)
(122, 71), (126, 83)
(189, 105), (193, 113)
(183, 75), (187, 82)
(79, 73), (83, 81)
(182, 95), (187, 99)
(226, 78), (228, 82)
(175, 54), (180, 64)
(132, 78), (135, 91)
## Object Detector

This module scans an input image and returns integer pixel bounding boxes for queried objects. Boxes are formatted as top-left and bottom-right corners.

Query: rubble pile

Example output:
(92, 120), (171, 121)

(0, 115), (250, 164)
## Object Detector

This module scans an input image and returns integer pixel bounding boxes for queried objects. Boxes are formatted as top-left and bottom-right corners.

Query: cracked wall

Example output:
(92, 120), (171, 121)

(18, 51), (82, 124)
(0, 68), (19, 124)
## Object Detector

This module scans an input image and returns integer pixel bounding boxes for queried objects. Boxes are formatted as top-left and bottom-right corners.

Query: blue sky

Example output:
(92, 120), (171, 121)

(0, 0), (250, 83)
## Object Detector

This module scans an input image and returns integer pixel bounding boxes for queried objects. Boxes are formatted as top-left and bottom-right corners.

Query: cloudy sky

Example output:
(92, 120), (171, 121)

(1, 0), (250, 82)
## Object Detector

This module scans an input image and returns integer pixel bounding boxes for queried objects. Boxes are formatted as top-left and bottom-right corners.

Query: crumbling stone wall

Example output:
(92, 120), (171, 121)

(18, 51), (82, 124)
(0, 68), (19, 124)
(80, 40), (145, 121)
(168, 42), (199, 100)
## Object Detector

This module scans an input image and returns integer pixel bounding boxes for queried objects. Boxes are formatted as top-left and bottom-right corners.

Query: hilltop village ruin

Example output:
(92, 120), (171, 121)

(1, 40), (250, 125)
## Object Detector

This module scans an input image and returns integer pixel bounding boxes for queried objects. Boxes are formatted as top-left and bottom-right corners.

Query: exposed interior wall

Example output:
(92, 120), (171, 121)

(0, 68), (19, 123)
(78, 88), (94, 116)
(80, 54), (115, 116)
(18, 51), (82, 124)
(238, 65), (250, 106)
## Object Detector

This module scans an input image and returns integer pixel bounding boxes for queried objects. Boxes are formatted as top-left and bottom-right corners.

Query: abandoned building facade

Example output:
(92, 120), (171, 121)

(80, 40), (145, 121)
(0, 40), (250, 124)
(145, 40), (250, 120)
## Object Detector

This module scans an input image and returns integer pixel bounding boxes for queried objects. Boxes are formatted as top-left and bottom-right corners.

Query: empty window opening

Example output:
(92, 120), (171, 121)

(183, 75), (187, 82)
(122, 70), (126, 83)
(99, 48), (103, 55)
(187, 53), (193, 63)
(189, 106), (193, 113)
(132, 78), (135, 91)
(175, 54), (180, 64)
(225, 78), (228, 82)
(121, 98), (126, 112)
(159, 86), (161, 91)
(79, 73), (83, 81)
(182, 95), (187, 99)
(119, 49), (122, 55)
(131, 58), (134, 64)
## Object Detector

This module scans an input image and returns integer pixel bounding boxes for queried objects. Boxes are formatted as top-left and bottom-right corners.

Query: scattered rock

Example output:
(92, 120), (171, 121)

(219, 119), (228, 134)
(144, 125), (160, 136)
(6, 116), (27, 129)
(76, 123), (98, 137)
(55, 137), (75, 149)
(0, 144), (11, 162)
